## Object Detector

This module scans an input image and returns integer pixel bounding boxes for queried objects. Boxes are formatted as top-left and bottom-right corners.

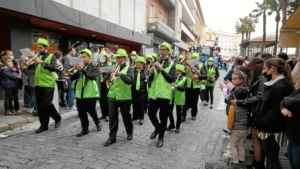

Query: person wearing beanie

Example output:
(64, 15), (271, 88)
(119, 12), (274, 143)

(71, 48), (102, 137)
(152, 53), (158, 62)
(181, 52), (207, 122)
(104, 48), (134, 146)
(131, 56), (148, 125)
(148, 42), (176, 147)
(33, 38), (62, 134)
(167, 64), (187, 133)
(204, 57), (219, 109)
(178, 55), (184, 63)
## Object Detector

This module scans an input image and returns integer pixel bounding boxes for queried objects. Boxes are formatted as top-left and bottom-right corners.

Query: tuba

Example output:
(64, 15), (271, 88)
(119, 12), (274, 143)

(180, 55), (200, 82)
(21, 52), (39, 69)
(106, 64), (120, 86)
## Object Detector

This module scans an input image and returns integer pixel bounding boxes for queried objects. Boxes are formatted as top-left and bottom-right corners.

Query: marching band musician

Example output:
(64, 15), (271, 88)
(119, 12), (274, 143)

(181, 52), (207, 122)
(104, 49), (134, 146)
(152, 53), (158, 62)
(148, 42), (176, 147)
(178, 55), (184, 63)
(131, 56), (148, 125)
(98, 50), (111, 122)
(130, 51), (137, 68)
(33, 38), (62, 133)
(145, 54), (153, 70)
(71, 48), (102, 137)
(167, 64), (187, 133)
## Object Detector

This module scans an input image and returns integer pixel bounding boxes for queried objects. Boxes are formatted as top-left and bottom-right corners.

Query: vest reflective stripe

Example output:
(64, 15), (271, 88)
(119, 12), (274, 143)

(186, 62), (203, 89)
(107, 66), (131, 100)
(149, 63), (173, 100)
(170, 76), (186, 105)
(75, 67), (100, 99)
(34, 54), (56, 88)
(205, 66), (216, 86)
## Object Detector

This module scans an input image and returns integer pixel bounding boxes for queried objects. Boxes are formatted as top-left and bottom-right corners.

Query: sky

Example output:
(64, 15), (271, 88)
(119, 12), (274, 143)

(200, 0), (280, 38)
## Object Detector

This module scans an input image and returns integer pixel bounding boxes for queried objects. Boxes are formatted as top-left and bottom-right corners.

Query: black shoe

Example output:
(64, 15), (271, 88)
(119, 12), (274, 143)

(76, 130), (89, 137)
(166, 125), (175, 131)
(105, 116), (109, 122)
(104, 139), (116, 146)
(99, 116), (106, 120)
(210, 105), (213, 109)
(127, 135), (133, 140)
(54, 119), (61, 128)
(156, 139), (163, 147)
(139, 119), (144, 125)
(175, 128), (180, 133)
(192, 116), (196, 120)
(96, 123), (102, 131)
(150, 130), (158, 139)
(24, 104), (29, 108)
(60, 104), (67, 107)
(35, 127), (48, 134)
(181, 117), (186, 122)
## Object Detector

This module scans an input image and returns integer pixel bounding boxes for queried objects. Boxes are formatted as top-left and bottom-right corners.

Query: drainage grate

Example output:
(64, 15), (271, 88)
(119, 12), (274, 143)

(198, 161), (226, 169)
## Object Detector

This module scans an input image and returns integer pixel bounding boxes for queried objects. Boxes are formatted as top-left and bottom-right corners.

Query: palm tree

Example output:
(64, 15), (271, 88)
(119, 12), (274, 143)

(244, 13), (259, 41)
(253, 0), (270, 52)
(268, 0), (282, 55)
(281, 0), (288, 24)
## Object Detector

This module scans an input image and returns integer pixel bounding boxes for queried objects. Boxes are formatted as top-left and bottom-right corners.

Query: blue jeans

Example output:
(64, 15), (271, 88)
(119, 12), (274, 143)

(287, 142), (300, 169)
(28, 86), (36, 108)
(66, 78), (74, 107)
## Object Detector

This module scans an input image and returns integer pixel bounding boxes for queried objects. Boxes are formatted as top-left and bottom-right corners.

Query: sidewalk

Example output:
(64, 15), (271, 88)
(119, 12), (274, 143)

(0, 100), (74, 133)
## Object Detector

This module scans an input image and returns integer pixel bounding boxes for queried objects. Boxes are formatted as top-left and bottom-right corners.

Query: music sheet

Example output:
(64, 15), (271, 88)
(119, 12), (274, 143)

(69, 57), (84, 66)
(100, 67), (116, 73)
(19, 48), (35, 57)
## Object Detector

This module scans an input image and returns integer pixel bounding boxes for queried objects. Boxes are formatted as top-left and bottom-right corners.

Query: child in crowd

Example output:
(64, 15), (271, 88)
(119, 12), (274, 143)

(226, 87), (249, 169)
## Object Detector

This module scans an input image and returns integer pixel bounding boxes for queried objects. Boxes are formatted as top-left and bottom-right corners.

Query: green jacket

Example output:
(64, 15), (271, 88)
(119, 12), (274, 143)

(34, 53), (57, 88)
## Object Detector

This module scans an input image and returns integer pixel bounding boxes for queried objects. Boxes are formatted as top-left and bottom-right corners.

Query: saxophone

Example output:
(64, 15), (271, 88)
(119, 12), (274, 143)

(180, 55), (200, 82)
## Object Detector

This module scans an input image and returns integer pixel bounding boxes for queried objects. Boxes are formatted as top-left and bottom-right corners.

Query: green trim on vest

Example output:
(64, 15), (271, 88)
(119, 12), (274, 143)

(186, 62), (203, 89)
(170, 76), (186, 105)
(75, 66), (100, 99)
(149, 63), (173, 100)
(205, 66), (216, 86)
(34, 54), (56, 88)
(107, 66), (131, 100)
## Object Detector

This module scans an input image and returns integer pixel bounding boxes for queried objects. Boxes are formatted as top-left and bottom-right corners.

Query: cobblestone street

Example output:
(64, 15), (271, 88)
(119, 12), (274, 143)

(0, 70), (233, 169)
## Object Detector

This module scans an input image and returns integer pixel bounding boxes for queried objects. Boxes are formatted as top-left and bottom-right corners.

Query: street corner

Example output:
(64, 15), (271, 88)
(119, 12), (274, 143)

(0, 123), (9, 133)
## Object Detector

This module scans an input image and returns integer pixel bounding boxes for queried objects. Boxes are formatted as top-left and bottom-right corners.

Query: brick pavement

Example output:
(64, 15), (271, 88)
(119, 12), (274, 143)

(0, 70), (290, 169)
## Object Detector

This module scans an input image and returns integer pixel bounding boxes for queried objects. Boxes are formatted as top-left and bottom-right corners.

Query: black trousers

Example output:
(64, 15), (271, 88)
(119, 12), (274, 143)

(35, 86), (61, 129)
(77, 98), (99, 131)
(24, 85), (30, 106)
(132, 89), (147, 120)
(108, 100), (133, 140)
(168, 99), (182, 129)
(262, 134), (282, 168)
(56, 81), (65, 106)
(148, 98), (170, 139)
(6, 85), (20, 111)
(99, 82), (109, 117)
(205, 86), (215, 104)
(182, 88), (200, 118)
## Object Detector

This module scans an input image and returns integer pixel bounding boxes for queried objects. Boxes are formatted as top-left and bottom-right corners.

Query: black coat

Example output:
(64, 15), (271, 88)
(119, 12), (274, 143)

(254, 78), (294, 133)
(131, 68), (148, 93)
(280, 89), (300, 145)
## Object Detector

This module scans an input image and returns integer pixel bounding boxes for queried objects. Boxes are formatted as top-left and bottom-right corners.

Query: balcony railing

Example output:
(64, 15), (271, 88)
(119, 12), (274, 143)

(147, 17), (175, 34)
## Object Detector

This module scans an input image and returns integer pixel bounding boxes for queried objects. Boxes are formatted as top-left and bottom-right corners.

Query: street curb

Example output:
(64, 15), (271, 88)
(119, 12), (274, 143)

(0, 117), (39, 133)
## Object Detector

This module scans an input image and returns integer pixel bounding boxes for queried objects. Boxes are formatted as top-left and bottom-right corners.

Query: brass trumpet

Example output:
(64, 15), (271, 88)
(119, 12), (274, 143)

(62, 67), (76, 76)
(106, 64), (120, 86)
(21, 53), (39, 69)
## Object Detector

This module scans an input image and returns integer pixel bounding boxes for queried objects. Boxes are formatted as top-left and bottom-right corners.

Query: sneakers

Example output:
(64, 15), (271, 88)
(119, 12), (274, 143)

(68, 106), (77, 111)
(27, 108), (34, 114)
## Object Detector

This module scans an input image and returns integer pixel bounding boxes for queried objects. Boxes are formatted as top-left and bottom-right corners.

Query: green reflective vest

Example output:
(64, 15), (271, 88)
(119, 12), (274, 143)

(149, 63), (173, 100)
(205, 66), (216, 86)
(170, 76), (186, 105)
(107, 66), (131, 100)
(34, 54), (56, 88)
(75, 66), (100, 99)
(186, 62), (203, 89)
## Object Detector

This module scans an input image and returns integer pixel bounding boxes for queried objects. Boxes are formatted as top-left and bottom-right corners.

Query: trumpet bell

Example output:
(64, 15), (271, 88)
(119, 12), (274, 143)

(106, 80), (114, 87)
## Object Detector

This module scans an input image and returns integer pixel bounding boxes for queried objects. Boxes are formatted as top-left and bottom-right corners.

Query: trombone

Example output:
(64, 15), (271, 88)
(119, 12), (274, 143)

(106, 64), (120, 86)
(62, 67), (76, 76)
(21, 52), (39, 69)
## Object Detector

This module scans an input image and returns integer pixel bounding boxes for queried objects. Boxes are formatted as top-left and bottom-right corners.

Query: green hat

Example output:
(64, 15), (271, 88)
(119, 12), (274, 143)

(208, 57), (214, 62)
(176, 64), (185, 73)
(152, 53), (158, 59)
(114, 48), (128, 58)
(191, 52), (199, 59)
(36, 38), (49, 47)
(146, 54), (153, 61)
(80, 48), (93, 60)
(100, 50), (108, 56)
(178, 55), (184, 59)
(158, 42), (172, 53)
(112, 54), (117, 59)
(130, 51), (137, 56)
(135, 56), (146, 64)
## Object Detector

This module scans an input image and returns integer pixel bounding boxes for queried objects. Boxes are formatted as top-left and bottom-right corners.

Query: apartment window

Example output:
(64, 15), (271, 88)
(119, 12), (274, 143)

(150, 4), (155, 18)
(164, 15), (167, 24)
(159, 12), (163, 20)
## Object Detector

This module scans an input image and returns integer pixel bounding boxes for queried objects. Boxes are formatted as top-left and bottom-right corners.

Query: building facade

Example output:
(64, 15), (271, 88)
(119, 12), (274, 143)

(203, 28), (217, 47)
(214, 31), (241, 58)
